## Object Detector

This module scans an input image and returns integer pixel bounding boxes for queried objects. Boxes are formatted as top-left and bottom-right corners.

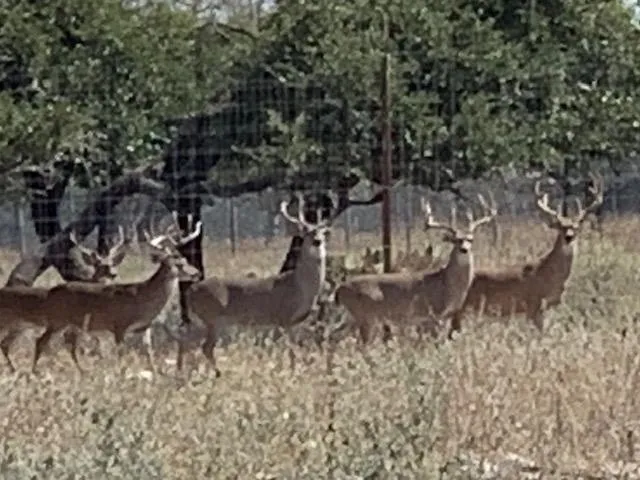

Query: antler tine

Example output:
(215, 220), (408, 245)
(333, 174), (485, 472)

(145, 215), (173, 249)
(108, 225), (126, 256)
(166, 214), (179, 236)
(69, 230), (95, 257)
(295, 192), (310, 227)
(69, 229), (79, 247)
(533, 177), (557, 198)
(587, 171), (603, 191)
(574, 197), (583, 216)
(534, 179), (563, 224)
(464, 206), (473, 224)
(421, 197), (456, 235)
(314, 207), (328, 229)
(576, 172), (604, 222)
(279, 198), (301, 227)
(178, 220), (202, 245)
(469, 192), (498, 231)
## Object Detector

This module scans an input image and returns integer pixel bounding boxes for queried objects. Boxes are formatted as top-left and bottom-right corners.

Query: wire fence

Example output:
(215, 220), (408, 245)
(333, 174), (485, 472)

(3, 175), (640, 257)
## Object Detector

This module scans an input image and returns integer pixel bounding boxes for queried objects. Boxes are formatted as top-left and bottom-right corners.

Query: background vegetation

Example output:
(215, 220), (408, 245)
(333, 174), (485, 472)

(3, 0), (640, 192)
(3, 0), (640, 477)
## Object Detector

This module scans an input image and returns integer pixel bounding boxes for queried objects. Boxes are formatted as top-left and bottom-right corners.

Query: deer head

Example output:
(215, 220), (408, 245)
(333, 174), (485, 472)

(534, 172), (604, 245)
(70, 226), (127, 282)
(280, 193), (330, 267)
(143, 212), (202, 281)
(421, 193), (497, 255)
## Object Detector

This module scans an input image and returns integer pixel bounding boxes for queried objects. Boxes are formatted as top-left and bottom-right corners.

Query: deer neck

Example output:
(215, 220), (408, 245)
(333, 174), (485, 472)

(293, 250), (326, 298)
(142, 261), (178, 298)
(539, 233), (575, 280)
(441, 248), (474, 288)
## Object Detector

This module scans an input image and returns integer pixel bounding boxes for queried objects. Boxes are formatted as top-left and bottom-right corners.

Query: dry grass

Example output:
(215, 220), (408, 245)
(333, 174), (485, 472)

(1, 217), (640, 478)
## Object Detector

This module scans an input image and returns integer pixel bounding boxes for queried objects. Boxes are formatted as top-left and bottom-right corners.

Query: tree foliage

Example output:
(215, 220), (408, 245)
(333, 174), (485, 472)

(0, 0), (228, 189)
(2, 0), (640, 194)
(213, 0), (640, 188)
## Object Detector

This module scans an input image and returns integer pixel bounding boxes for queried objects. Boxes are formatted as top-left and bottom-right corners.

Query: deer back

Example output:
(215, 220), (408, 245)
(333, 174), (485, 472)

(187, 193), (329, 329)
(461, 266), (534, 317)
(187, 272), (310, 327)
(45, 214), (201, 331)
(335, 271), (423, 321)
(0, 286), (50, 328)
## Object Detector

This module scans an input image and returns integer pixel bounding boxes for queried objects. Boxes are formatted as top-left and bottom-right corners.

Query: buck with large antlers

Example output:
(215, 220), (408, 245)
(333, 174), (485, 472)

(335, 193), (497, 344)
(177, 193), (331, 377)
(0, 227), (128, 373)
(31, 214), (201, 374)
(449, 173), (604, 336)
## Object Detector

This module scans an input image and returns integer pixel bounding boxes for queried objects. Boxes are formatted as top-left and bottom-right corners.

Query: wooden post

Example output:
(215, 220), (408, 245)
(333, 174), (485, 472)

(228, 197), (238, 255)
(15, 200), (27, 256)
(404, 182), (412, 254)
(379, 12), (393, 273)
(344, 208), (352, 251)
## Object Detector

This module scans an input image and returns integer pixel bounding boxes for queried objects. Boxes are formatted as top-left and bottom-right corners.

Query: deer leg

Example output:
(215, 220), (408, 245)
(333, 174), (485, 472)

(141, 328), (158, 375)
(425, 317), (441, 340)
(201, 325), (221, 378)
(0, 329), (20, 373)
(176, 337), (188, 373)
(351, 317), (376, 368)
(112, 327), (127, 374)
(528, 300), (545, 332)
(356, 319), (372, 345)
(61, 328), (85, 375)
(449, 312), (462, 340)
(32, 326), (58, 373)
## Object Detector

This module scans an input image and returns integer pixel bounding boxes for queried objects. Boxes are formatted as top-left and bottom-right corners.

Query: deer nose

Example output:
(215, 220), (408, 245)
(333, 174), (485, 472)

(312, 239), (322, 247)
(459, 239), (472, 252)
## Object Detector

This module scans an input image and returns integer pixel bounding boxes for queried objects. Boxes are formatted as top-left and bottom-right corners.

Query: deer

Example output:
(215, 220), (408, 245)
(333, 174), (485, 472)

(0, 227), (128, 373)
(176, 193), (331, 377)
(449, 172), (604, 336)
(335, 193), (497, 345)
(30, 214), (202, 374)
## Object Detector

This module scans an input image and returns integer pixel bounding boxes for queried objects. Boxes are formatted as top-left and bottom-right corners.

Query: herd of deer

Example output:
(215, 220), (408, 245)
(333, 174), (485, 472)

(0, 173), (604, 378)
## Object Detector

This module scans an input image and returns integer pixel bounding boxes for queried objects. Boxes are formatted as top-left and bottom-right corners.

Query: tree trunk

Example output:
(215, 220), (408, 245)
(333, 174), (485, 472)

(22, 160), (76, 245)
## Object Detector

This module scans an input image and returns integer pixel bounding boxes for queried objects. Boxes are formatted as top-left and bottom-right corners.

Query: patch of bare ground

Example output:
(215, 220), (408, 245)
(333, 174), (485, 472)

(0, 217), (639, 478)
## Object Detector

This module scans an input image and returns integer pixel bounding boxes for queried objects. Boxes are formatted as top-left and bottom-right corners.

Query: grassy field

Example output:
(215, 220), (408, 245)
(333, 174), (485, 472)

(1, 216), (640, 478)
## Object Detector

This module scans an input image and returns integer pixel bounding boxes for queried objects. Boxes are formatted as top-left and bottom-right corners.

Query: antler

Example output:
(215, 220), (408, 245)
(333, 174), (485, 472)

(106, 225), (126, 260)
(280, 193), (326, 231)
(420, 197), (457, 236)
(469, 192), (498, 232)
(574, 172), (604, 223)
(534, 178), (563, 224)
(146, 211), (202, 249)
(69, 230), (98, 260)
(70, 225), (127, 267)
(534, 173), (604, 225)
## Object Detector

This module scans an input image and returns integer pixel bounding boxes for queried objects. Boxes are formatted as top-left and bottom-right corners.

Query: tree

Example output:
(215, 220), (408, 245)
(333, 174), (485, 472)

(1, 0), (229, 283)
